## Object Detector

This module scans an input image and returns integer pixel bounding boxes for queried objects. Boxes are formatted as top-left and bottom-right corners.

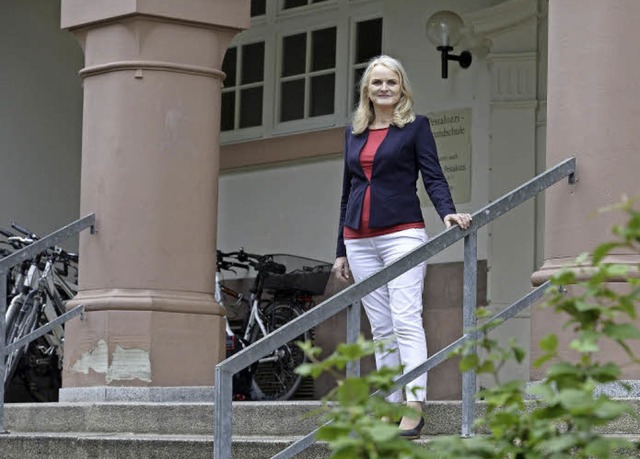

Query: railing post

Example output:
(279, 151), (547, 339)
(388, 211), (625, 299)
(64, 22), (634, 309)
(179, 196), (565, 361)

(214, 366), (234, 459)
(346, 301), (361, 378)
(461, 231), (478, 437)
(0, 267), (7, 434)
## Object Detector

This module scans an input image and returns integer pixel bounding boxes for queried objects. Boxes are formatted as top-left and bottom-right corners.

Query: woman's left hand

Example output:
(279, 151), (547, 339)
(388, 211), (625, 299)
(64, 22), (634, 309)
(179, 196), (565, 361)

(444, 213), (472, 230)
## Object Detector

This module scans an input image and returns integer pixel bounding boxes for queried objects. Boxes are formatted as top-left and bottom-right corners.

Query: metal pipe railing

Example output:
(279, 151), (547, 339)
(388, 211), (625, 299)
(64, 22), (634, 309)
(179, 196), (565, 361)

(273, 280), (552, 459)
(0, 213), (95, 433)
(461, 231), (478, 437)
(214, 158), (576, 458)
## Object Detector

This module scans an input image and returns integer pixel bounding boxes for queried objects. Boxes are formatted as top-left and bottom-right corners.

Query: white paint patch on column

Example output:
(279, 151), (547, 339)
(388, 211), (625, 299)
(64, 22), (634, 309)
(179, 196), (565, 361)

(70, 339), (108, 375)
(106, 345), (152, 383)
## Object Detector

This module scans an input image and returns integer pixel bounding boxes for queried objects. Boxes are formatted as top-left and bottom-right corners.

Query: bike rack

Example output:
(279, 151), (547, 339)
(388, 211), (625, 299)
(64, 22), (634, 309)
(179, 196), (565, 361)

(0, 213), (95, 434)
(214, 158), (577, 459)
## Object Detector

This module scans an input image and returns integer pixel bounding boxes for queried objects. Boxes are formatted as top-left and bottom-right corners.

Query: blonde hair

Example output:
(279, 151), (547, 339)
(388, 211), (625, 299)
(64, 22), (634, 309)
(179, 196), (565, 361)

(351, 55), (416, 135)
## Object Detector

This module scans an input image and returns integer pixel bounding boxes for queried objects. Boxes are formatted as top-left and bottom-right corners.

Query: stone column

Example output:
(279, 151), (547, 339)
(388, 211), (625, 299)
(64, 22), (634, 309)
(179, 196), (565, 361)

(531, 0), (640, 379)
(59, 1), (249, 397)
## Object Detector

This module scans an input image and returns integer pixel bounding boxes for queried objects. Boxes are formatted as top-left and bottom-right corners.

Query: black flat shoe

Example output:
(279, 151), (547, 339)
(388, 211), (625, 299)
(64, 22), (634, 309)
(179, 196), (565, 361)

(399, 416), (424, 440)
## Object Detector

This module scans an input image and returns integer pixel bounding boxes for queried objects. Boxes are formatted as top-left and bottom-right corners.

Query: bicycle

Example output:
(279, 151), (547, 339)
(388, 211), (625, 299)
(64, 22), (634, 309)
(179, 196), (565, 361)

(1, 223), (78, 402)
(215, 249), (331, 401)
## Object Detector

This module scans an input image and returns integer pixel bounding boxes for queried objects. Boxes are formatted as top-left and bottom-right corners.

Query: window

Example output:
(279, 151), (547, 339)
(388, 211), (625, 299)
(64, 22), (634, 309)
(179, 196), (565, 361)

(283, 0), (329, 10)
(351, 17), (383, 107)
(221, 42), (265, 131)
(251, 0), (266, 17)
(279, 27), (337, 122)
(220, 0), (383, 143)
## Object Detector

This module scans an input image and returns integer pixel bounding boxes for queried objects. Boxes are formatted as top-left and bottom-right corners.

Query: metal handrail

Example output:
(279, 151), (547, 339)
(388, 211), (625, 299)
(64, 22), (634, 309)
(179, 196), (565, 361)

(273, 280), (551, 459)
(0, 213), (95, 433)
(214, 158), (576, 458)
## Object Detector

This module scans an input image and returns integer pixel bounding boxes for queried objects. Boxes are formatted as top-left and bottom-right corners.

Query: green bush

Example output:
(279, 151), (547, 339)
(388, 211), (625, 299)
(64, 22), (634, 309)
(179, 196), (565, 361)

(297, 198), (640, 459)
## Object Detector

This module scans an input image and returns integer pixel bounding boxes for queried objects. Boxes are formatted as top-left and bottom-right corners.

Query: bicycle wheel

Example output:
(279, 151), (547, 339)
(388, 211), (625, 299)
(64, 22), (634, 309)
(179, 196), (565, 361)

(4, 291), (41, 388)
(249, 301), (310, 401)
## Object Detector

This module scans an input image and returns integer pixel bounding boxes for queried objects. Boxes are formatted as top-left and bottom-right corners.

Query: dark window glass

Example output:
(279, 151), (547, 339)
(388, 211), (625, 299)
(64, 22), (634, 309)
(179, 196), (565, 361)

(311, 27), (336, 71)
(353, 67), (365, 107)
(251, 0), (266, 16)
(310, 74), (335, 117)
(280, 79), (305, 121)
(356, 18), (383, 63)
(282, 33), (306, 77)
(241, 42), (265, 84)
(222, 47), (237, 87)
(284, 0), (307, 9)
(221, 92), (235, 131)
(239, 87), (263, 128)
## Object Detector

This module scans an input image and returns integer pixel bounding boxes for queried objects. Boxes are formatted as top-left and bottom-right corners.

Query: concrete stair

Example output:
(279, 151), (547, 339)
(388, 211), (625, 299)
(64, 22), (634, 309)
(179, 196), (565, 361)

(2, 399), (640, 458)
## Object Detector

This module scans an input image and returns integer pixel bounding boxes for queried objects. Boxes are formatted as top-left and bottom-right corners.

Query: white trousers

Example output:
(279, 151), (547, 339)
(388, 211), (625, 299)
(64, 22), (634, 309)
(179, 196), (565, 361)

(345, 228), (428, 403)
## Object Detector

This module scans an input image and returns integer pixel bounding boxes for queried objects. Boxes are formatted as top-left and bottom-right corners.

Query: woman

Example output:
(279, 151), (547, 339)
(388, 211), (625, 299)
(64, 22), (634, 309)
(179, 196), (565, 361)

(333, 55), (471, 439)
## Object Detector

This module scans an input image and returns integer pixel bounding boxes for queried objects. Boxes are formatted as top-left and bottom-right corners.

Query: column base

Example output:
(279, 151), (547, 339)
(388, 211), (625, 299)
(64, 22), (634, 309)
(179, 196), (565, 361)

(59, 385), (215, 402)
(63, 289), (225, 388)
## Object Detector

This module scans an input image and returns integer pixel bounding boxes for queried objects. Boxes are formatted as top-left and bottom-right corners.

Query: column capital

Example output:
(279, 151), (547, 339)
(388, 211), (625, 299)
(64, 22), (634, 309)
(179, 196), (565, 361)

(61, 0), (250, 31)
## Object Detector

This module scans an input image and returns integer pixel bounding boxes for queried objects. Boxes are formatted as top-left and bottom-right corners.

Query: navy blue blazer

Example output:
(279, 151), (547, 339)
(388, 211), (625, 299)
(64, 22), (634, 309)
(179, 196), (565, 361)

(336, 115), (456, 257)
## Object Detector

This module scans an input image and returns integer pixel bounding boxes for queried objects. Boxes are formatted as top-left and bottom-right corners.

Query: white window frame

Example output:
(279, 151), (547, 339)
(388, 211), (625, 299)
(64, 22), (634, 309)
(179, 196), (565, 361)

(220, 0), (382, 145)
(220, 41), (266, 138)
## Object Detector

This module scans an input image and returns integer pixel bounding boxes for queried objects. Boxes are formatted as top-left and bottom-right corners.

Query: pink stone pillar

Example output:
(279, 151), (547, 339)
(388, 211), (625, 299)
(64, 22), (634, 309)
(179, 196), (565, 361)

(531, 0), (640, 379)
(60, 1), (249, 389)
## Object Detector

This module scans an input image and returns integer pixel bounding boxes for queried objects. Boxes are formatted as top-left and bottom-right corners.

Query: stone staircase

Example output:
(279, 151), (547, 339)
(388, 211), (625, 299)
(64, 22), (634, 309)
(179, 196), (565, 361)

(2, 399), (640, 458)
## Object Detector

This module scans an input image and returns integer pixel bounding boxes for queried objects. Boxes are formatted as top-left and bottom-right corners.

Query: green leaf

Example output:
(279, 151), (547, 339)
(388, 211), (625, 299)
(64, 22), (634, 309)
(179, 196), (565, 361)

(551, 269), (576, 285)
(539, 333), (558, 353)
(459, 353), (479, 372)
(365, 423), (401, 443)
(540, 434), (579, 453)
(512, 346), (526, 364)
(546, 362), (581, 378)
(585, 437), (631, 457)
(592, 241), (620, 263)
(603, 322), (640, 340)
(593, 399), (629, 419)
(588, 363), (621, 382)
(317, 425), (352, 441)
(569, 330), (601, 353)
(336, 378), (369, 406)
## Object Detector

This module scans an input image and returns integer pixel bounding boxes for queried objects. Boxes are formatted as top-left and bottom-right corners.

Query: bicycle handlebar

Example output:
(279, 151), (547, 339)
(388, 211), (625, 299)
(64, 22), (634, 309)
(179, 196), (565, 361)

(0, 227), (15, 238)
(217, 249), (286, 275)
(11, 222), (39, 240)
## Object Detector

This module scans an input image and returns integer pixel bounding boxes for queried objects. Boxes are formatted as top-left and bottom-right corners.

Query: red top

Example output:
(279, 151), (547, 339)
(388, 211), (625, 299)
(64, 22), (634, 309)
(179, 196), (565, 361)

(344, 127), (425, 240)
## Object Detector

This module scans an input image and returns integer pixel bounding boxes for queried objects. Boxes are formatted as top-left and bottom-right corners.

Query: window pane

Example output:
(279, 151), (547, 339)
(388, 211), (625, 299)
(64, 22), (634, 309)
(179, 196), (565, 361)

(282, 33), (306, 77)
(240, 87), (263, 128)
(222, 47), (237, 87)
(284, 0), (307, 9)
(251, 0), (266, 16)
(353, 67), (365, 108)
(221, 91), (235, 131)
(356, 18), (383, 63)
(310, 74), (335, 117)
(242, 42), (265, 84)
(280, 79), (305, 121)
(311, 27), (336, 71)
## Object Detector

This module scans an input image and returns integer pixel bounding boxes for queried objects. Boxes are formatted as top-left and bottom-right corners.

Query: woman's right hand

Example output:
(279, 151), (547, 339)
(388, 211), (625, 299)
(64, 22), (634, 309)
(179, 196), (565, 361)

(332, 256), (351, 282)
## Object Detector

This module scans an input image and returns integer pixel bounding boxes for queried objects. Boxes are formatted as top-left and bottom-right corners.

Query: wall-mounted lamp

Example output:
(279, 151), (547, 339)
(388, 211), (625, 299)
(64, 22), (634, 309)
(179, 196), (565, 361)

(426, 10), (472, 79)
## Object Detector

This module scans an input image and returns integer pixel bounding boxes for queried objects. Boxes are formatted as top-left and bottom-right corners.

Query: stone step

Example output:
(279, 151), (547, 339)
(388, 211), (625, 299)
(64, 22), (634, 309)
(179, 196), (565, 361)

(2, 431), (640, 459)
(4, 399), (640, 459)
(6, 399), (640, 437)
(0, 432), (329, 459)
